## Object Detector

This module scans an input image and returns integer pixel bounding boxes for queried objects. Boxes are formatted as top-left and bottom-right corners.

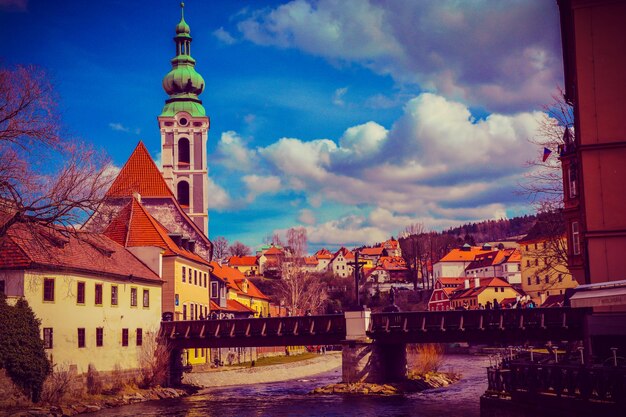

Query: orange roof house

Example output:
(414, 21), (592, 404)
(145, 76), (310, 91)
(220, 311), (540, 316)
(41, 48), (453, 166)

(210, 262), (271, 317)
(228, 255), (259, 276)
(433, 244), (494, 279)
(85, 141), (212, 262)
(103, 197), (211, 321)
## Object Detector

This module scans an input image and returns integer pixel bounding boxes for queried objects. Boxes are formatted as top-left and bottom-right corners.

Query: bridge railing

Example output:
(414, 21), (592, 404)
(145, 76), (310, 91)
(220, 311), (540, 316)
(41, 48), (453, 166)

(158, 314), (346, 344)
(487, 362), (626, 405)
(369, 308), (589, 338)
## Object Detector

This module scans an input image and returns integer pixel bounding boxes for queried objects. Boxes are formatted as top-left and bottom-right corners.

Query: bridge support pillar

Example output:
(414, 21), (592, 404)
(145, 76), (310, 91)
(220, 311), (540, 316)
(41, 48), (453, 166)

(342, 341), (407, 383)
(166, 348), (184, 387)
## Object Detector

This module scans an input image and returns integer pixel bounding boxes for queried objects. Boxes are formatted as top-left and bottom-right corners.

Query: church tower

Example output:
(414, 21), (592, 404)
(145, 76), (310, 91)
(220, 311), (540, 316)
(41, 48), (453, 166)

(158, 3), (209, 235)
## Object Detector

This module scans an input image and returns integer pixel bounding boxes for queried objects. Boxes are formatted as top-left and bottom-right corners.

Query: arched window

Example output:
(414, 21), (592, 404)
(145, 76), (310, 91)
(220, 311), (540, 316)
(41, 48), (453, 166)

(178, 138), (190, 165)
(177, 181), (190, 207)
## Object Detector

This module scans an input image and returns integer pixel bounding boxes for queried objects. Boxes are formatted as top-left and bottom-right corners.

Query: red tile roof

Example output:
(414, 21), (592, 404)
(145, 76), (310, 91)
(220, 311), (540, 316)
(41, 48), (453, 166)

(439, 246), (488, 262)
(264, 246), (283, 256)
(210, 299), (256, 314)
(228, 256), (258, 267)
(104, 198), (209, 266)
(304, 256), (318, 265)
(314, 248), (333, 259)
(210, 262), (270, 300)
(106, 142), (174, 198)
(360, 247), (384, 256)
(0, 222), (162, 283)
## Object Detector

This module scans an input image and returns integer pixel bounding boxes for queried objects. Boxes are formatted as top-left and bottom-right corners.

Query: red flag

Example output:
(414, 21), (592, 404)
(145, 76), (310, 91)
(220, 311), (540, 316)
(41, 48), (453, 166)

(542, 147), (552, 162)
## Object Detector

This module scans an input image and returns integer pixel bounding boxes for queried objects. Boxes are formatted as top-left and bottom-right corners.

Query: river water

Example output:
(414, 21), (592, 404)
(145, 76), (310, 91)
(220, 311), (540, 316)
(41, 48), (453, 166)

(89, 355), (496, 417)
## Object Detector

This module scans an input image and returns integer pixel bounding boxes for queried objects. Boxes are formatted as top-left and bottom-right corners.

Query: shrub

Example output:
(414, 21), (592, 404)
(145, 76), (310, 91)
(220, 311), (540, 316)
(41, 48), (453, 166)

(0, 295), (52, 402)
(86, 364), (102, 395)
(138, 332), (170, 388)
(41, 363), (75, 403)
(407, 343), (444, 376)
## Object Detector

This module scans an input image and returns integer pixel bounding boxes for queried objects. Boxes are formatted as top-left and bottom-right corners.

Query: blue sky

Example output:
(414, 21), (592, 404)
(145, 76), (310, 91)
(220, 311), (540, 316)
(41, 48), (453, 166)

(0, 0), (564, 252)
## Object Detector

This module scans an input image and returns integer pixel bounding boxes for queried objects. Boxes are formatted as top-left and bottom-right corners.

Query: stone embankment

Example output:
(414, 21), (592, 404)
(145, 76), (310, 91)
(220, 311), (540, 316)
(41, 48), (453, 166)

(3, 387), (189, 417)
(311, 372), (460, 395)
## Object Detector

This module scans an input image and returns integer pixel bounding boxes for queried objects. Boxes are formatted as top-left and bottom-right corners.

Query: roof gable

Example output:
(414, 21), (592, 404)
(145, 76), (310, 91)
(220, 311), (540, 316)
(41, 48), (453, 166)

(106, 142), (173, 198)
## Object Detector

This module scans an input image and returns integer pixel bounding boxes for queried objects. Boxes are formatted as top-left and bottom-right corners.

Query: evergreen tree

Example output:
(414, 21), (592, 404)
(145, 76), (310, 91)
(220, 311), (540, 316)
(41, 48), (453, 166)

(0, 295), (51, 402)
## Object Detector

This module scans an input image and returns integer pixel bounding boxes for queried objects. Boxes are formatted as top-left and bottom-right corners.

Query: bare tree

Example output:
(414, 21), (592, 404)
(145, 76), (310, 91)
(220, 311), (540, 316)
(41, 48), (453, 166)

(273, 264), (328, 315)
(400, 223), (426, 290)
(286, 227), (307, 258)
(0, 65), (112, 237)
(263, 232), (283, 247)
(272, 227), (326, 314)
(228, 241), (251, 257)
(520, 86), (574, 208)
(518, 87), (574, 272)
(213, 236), (229, 260)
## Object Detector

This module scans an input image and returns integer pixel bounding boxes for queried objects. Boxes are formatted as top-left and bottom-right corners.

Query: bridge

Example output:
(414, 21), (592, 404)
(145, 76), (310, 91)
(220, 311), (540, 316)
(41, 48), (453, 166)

(159, 308), (591, 385)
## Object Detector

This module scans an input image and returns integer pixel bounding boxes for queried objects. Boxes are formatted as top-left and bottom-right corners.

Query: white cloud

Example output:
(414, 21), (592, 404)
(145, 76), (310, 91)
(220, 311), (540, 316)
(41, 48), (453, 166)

(332, 87), (348, 106)
(236, 0), (562, 112)
(109, 122), (129, 132)
(305, 214), (389, 246)
(242, 174), (282, 202)
(216, 131), (257, 171)
(207, 177), (232, 210)
(298, 208), (316, 225)
(213, 27), (237, 45)
(252, 92), (546, 240)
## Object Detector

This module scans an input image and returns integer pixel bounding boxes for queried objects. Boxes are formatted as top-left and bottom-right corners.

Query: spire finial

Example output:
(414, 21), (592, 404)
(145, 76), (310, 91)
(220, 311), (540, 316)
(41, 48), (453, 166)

(180, 2), (185, 20)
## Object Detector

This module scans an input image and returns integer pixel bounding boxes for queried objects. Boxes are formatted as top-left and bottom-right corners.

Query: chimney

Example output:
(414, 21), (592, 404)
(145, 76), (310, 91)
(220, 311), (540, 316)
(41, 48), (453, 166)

(474, 276), (480, 288)
(464, 279), (470, 289)
(188, 239), (196, 253)
(132, 192), (142, 203)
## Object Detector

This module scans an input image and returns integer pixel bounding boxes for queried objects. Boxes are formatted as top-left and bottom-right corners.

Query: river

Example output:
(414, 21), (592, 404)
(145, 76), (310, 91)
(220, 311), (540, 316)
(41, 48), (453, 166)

(88, 355), (498, 417)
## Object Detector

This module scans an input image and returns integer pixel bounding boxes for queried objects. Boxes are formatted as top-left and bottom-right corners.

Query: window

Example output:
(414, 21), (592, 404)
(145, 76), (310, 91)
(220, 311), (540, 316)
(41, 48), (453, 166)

(211, 282), (218, 298)
(177, 181), (190, 206)
(183, 304), (187, 320)
(568, 164), (578, 198)
(43, 278), (55, 301)
(182, 266), (186, 282)
(0, 280), (4, 295)
(527, 277), (531, 285)
(43, 328), (53, 349)
(545, 276), (549, 284)
(558, 274), (563, 282)
(534, 243), (538, 250)
(122, 329), (129, 347)
(178, 137), (190, 165)
(96, 327), (104, 347)
(526, 260), (530, 267)
(111, 285), (118, 306)
(534, 259), (539, 266)
(572, 222), (581, 255)
(194, 270), (197, 285)
(130, 287), (137, 307)
(191, 304), (195, 320)
(204, 273), (207, 287)
(143, 289), (150, 308)
(136, 328), (143, 346)
(95, 283), (103, 305)
(77, 281), (85, 304)
(77, 328), (85, 348)
(535, 276), (540, 285)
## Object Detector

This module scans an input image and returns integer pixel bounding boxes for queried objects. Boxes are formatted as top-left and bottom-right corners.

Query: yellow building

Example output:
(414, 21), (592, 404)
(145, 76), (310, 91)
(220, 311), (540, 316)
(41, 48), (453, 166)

(104, 198), (212, 366)
(211, 262), (270, 317)
(228, 256), (259, 276)
(518, 217), (578, 306)
(0, 221), (163, 375)
(450, 277), (521, 310)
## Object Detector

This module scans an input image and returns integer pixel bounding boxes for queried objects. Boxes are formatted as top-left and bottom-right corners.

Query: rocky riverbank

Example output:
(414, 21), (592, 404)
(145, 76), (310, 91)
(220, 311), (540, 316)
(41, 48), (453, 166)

(311, 371), (460, 396)
(2, 386), (191, 417)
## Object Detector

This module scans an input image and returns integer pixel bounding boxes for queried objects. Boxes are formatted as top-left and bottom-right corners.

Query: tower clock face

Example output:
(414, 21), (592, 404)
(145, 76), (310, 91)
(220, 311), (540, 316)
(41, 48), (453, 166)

(179, 117), (188, 126)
